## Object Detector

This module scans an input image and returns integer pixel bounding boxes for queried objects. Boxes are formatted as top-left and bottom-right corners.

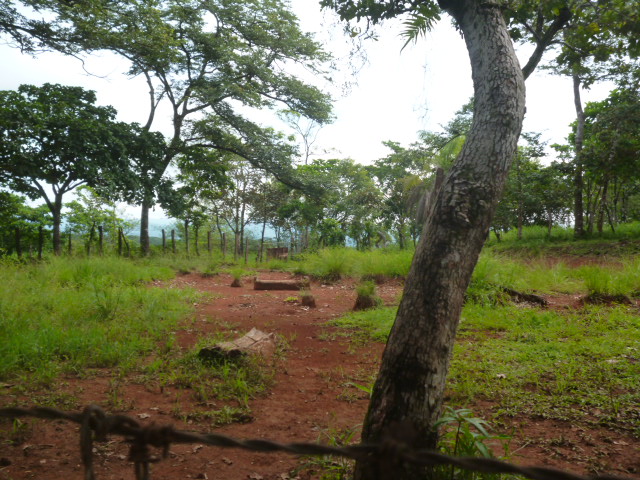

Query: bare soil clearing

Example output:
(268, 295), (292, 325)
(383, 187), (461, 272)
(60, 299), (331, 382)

(1, 271), (638, 479)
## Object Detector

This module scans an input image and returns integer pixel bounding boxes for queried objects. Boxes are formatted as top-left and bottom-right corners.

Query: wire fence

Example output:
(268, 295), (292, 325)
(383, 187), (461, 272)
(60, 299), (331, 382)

(0, 405), (631, 480)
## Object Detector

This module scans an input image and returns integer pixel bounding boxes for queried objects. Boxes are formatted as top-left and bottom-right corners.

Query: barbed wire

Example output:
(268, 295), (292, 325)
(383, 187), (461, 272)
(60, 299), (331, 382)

(0, 405), (632, 480)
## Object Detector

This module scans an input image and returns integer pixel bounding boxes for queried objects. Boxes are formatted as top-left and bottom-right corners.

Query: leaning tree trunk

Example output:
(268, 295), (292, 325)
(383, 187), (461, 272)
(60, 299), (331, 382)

(354, 0), (525, 478)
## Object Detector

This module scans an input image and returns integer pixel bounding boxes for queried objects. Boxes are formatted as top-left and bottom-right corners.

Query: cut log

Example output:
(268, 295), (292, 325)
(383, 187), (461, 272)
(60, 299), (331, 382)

(502, 287), (548, 306)
(198, 328), (276, 361)
(254, 277), (310, 291)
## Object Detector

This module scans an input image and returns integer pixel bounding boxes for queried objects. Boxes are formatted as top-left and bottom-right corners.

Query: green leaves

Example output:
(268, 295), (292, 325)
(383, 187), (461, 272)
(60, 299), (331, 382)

(401, 3), (441, 50)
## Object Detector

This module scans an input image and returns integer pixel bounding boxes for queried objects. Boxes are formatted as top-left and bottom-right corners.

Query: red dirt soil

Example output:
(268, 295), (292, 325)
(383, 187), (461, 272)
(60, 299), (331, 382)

(1, 271), (638, 480)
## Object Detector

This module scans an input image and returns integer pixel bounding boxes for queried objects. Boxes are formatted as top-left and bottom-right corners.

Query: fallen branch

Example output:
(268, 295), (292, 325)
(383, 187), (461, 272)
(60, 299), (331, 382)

(502, 287), (548, 306)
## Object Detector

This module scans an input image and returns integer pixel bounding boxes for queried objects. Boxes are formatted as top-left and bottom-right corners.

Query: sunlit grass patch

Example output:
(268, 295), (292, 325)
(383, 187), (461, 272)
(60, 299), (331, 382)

(329, 299), (640, 433)
(142, 334), (277, 426)
(328, 307), (396, 342)
(0, 256), (198, 384)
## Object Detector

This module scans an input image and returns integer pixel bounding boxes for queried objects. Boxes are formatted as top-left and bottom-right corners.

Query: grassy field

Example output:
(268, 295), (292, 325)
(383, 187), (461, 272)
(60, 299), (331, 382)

(328, 230), (640, 441)
(2, 227), (640, 478)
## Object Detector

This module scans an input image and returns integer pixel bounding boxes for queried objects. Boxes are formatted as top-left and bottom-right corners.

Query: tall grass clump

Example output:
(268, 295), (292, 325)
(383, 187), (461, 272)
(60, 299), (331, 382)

(295, 248), (358, 281)
(148, 251), (226, 275)
(354, 247), (413, 280)
(0, 256), (197, 384)
(353, 280), (383, 310)
(487, 225), (575, 248)
(293, 247), (414, 281)
(577, 261), (640, 299)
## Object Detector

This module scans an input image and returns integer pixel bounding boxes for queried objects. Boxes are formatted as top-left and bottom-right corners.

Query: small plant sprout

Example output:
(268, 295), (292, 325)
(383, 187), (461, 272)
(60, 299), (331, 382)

(435, 407), (512, 480)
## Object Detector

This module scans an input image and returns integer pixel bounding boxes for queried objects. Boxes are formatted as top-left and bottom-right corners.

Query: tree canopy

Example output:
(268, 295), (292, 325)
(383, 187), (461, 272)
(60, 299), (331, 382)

(0, 83), (133, 254)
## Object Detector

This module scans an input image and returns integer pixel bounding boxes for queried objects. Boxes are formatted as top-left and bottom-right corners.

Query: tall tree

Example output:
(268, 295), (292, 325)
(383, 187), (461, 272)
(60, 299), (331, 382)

(0, 84), (130, 255)
(581, 86), (640, 232)
(1, 0), (333, 254)
(320, 1), (573, 477)
(511, 1), (640, 236)
(368, 141), (430, 249)
(0, 191), (50, 256)
(64, 186), (137, 254)
(17, 0), (333, 254)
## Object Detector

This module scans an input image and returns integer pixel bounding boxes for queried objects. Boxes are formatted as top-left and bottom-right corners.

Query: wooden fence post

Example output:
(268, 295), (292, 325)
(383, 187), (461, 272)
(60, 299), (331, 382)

(171, 230), (176, 254)
(244, 237), (249, 264)
(162, 229), (166, 253)
(118, 228), (123, 256)
(207, 230), (212, 255)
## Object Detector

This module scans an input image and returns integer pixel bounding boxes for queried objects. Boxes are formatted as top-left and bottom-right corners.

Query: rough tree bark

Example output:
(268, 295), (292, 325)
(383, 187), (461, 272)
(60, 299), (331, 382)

(572, 73), (586, 238)
(140, 200), (151, 256)
(354, 0), (525, 478)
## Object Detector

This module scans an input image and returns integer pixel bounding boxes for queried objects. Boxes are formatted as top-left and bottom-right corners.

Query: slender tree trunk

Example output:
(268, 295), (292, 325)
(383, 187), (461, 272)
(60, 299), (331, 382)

(215, 213), (224, 250)
(397, 223), (405, 249)
(260, 218), (267, 262)
(517, 208), (523, 239)
(222, 232), (227, 258)
(184, 220), (190, 255)
(354, 1), (525, 478)
(87, 221), (96, 256)
(572, 73), (586, 238)
(15, 227), (22, 258)
(52, 199), (63, 256)
(38, 226), (43, 260)
(597, 176), (609, 234)
(140, 200), (152, 256)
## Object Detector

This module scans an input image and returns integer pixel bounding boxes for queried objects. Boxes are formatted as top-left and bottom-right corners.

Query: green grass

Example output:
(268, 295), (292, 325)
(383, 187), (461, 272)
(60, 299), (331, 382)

(0, 256), (199, 384)
(452, 304), (640, 434)
(290, 247), (414, 281)
(487, 222), (640, 256)
(142, 332), (277, 426)
(329, 307), (396, 342)
(329, 299), (640, 435)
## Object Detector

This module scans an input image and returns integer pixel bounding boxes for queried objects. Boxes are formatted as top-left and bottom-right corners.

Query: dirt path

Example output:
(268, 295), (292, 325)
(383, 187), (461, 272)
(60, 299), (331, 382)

(0, 272), (638, 479)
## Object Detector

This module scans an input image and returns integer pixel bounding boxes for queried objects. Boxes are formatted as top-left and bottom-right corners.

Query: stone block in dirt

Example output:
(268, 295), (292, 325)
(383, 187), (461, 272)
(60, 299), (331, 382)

(198, 328), (276, 361)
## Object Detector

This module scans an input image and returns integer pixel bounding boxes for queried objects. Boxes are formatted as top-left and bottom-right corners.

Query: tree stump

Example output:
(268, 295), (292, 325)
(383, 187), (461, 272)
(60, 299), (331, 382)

(198, 328), (276, 361)
(300, 293), (316, 308)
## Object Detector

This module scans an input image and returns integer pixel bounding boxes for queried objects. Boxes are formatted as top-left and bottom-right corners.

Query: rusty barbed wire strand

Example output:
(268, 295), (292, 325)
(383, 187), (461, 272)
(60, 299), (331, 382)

(0, 405), (632, 480)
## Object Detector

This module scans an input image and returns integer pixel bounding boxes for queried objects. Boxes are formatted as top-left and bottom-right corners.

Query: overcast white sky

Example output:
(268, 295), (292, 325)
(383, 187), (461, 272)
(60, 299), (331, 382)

(0, 1), (614, 222)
